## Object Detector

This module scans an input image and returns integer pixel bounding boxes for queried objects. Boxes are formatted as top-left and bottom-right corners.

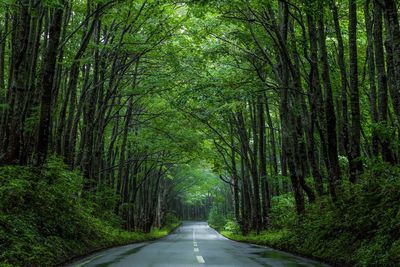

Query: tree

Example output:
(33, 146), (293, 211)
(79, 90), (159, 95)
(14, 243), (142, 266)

(348, 0), (363, 183)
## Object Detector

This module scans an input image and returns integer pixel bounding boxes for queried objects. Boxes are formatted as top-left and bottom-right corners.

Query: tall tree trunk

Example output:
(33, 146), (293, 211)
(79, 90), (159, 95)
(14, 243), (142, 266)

(0, 12), (9, 142)
(62, 4), (98, 166)
(289, 22), (316, 204)
(384, 17), (400, 130)
(229, 129), (241, 225)
(331, 1), (350, 158)
(36, 4), (64, 166)
(240, 149), (251, 234)
(115, 97), (133, 215)
(317, 10), (340, 199)
(348, 0), (363, 183)
(81, 19), (101, 181)
(306, 11), (324, 196)
(257, 95), (270, 227)
(375, 1), (395, 163)
(365, 0), (379, 157)
(235, 110), (261, 232)
(277, 1), (305, 214)
(0, 12), (8, 103)
(2, 0), (31, 165)
(383, 0), (400, 122)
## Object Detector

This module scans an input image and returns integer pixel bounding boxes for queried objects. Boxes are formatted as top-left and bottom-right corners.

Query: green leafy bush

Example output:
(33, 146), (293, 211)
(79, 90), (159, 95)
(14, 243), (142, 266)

(0, 158), (177, 267)
(269, 194), (296, 229)
(223, 219), (240, 234)
(165, 211), (180, 225)
(220, 162), (400, 267)
(207, 205), (226, 230)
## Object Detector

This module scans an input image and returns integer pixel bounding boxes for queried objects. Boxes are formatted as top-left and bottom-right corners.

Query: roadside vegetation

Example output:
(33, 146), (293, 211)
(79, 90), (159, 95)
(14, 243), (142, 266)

(0, 159), (179, 267)
(209, 162), (400, 266)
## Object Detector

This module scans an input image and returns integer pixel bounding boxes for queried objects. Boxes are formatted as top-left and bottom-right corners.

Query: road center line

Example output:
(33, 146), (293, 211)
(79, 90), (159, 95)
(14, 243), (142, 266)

(194, 248), (199, 252)
(196, 255), (205, 264)
(193, 241), (197, 247)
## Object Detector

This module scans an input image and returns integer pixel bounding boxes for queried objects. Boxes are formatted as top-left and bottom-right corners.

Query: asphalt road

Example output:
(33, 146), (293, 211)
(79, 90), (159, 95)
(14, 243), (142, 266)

(67, 221), (328, 267)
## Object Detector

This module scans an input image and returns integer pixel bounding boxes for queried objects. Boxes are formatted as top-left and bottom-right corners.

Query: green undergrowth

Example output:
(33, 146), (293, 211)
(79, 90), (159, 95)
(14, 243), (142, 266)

(0, 158), (179, 267)
(218, 162), (400, 267)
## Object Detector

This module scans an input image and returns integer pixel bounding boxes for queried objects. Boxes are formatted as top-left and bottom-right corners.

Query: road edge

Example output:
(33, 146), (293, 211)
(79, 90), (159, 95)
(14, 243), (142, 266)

(209, 224), (341, 267)
(60, 222), (182, 266)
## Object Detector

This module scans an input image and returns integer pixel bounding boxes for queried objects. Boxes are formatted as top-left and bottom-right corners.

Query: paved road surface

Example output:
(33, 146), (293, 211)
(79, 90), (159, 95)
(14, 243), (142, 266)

(68, 221), (328, 267)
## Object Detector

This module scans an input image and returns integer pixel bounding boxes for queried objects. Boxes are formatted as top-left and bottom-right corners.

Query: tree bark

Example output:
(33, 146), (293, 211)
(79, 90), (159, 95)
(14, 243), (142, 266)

(306, 11), (325, 196)
(365, 0), (379, 157)
(257, 95), (270, 227)
(36, 4), (64, 166)
(2, 0), (31, 165)
(383, 0), (400, 122)
(317, 10), (340, 199)
(375, 1), (395, 163)
(348, 0), (363, 183)
(331, 1), (350, 158)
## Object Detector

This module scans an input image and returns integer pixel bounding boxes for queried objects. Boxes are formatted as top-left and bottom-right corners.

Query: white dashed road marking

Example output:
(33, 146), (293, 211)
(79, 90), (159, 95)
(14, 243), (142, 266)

(196, 255), (205, 264)
(193, 228), (204, 263)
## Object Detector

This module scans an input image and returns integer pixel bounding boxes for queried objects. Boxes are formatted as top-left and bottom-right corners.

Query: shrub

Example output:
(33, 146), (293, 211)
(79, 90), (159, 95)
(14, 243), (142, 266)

(165, 212), (180, 225)
(269, 194), (296, 229)
(0, 157), (176, 266)
(207, 205), (226, 230)
(223, 219), (240, 234)
(218, 162), (400, 267)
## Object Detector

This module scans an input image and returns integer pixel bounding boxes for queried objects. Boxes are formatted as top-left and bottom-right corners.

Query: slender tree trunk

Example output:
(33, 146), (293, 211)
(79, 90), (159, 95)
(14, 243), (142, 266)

(365, 0), (379, 157)
(317, 10), (340, 199)
(331, 1), (350, 158)
(0, 12), (8, 102)
(63, 6), (98, 166)
(384, 17), (400, 128)
(235, 110), (261, 232)
(230, 131), (241, 225)
(383, 0), (400, 123)
(290, 22), (316, 204)
(0, 12), (9, 142)
(257, 95), (270, 227)
(36, 4), (64, 166)
(81, 20), (101, 181)
(2, 0), (31, 165)
(348, 0), (363, 183)
(306, 11), (324, 196)
(240, 151), (251, 234)
(375, 1), (395, 163)
(115, 98), (133, 215)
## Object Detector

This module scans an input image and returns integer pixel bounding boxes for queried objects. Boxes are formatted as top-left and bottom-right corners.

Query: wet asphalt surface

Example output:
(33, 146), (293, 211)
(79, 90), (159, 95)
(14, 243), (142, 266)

(67, 221), (328, 267)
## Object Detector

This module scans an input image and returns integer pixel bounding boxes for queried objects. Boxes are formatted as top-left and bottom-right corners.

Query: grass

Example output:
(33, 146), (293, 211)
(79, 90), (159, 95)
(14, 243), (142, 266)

(220, 229), (291, 249)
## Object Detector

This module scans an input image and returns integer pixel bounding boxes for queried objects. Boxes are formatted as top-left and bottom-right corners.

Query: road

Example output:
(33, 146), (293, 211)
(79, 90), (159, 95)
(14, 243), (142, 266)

(67, 221), (328, 267)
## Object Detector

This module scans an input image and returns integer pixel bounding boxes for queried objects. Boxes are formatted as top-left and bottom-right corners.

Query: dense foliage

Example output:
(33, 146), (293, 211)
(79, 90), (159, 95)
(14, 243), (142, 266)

(0, 158), (179, 266)
(1, 0), (400, 266)
(222, 163), (400, 266)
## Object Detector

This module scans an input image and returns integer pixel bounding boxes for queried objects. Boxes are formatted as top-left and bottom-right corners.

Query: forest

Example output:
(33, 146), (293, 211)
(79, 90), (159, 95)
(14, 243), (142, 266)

(1, 0), (400, 266)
